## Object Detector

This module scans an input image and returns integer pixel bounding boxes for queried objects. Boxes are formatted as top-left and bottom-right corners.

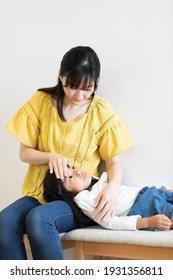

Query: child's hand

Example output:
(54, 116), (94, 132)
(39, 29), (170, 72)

(148, 214), (172, 231)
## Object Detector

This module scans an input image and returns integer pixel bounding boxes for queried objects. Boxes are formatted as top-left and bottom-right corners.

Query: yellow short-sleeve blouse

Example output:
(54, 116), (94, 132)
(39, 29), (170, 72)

(6, 91), (132, 204)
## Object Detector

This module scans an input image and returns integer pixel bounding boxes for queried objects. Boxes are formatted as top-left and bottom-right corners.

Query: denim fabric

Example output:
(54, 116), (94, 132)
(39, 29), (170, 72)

(0, 196), (81, 260)
(127, 186), (173, 219)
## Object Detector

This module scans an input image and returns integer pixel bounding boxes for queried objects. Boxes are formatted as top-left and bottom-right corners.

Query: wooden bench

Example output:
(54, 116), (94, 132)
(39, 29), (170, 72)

(24, 225), (173, 260)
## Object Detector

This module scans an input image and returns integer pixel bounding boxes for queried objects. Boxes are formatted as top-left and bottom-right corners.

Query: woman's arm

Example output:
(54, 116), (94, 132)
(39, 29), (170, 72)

(19, 143), (51, 165)
(19, 143), (71, 179)
(137, 214), (172, 230)
(92, 155), (123, 221)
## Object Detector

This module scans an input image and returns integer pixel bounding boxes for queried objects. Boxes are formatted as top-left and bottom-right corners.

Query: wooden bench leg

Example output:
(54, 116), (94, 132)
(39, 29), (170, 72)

(75, 241), (103, 260)
(75, 241), (86, 260)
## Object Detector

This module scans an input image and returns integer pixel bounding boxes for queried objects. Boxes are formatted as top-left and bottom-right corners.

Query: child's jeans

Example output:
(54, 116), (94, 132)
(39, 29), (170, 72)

(127, 186), (173, 219)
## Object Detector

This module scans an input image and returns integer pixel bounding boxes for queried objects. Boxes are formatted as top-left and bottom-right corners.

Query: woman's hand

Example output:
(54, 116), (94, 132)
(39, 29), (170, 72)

(92, 182), (119, 222)
(49, 153), (71, 180)
(19, 143), (71, 180)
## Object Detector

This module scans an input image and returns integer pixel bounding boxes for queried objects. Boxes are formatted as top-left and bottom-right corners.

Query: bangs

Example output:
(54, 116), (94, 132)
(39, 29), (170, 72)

(64, 69), (94, 90)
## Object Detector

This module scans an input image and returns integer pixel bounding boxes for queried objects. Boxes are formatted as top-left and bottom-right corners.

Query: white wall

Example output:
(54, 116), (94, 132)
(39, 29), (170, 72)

(0, 0), (173, 211)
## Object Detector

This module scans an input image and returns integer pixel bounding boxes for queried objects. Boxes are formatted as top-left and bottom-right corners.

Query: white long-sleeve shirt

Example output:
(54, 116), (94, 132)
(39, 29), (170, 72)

(74, 172), (143, 230)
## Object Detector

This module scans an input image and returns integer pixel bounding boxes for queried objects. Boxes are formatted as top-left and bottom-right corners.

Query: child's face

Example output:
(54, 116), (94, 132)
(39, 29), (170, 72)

(63, 167), (92, 193)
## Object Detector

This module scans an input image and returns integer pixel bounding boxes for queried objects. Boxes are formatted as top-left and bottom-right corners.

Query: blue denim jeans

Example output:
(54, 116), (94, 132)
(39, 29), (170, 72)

(0, 196), (82, 260)
(127, 186), (173, 219)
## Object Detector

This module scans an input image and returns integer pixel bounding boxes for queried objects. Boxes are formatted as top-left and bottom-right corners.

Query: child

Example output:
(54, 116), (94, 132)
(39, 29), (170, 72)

(43, 166), (173, 231)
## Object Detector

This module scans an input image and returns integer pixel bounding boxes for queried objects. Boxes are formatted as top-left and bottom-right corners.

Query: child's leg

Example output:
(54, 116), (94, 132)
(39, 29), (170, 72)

(128, 186), (173, 219)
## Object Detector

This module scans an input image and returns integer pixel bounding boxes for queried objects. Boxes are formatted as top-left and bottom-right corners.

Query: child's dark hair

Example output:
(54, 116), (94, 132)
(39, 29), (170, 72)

(43, 169), (98, 227)
(38, 46), (100, 121)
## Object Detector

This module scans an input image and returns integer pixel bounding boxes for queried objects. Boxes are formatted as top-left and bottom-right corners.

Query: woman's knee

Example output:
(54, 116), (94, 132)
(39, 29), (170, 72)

(25, 206), (44, 232)
(0, 197), (39, 233)
(26, 205), (54, 240)
(0, 206), (21, 232)
(25, 201), (77, 237)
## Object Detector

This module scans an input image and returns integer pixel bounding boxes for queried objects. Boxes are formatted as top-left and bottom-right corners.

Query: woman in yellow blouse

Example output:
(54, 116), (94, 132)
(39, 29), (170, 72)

(0, 46), (132, 259)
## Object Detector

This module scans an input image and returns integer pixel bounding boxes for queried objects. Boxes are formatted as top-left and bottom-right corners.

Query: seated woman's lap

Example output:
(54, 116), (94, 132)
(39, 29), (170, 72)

(25, 200), (79, 234)
(0, 196), (78, 259)
(0, 196), (78, 234)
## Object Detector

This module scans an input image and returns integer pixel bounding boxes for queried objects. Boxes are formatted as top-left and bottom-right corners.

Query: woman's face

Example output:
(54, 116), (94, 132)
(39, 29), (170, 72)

(63, 167), (92, 193)
(60, 76), (95, 106)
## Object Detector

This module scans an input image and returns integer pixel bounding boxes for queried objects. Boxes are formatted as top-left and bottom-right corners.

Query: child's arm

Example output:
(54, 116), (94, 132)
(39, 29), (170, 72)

(136, 214), (172, 231)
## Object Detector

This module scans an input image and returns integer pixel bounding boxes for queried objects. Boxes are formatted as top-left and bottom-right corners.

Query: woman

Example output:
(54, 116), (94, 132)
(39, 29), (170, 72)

(43, 167), (173, 231)
(0, 46), (132, 259)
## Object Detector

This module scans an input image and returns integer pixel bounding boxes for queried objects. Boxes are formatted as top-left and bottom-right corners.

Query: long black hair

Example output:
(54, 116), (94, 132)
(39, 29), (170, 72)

(38, 46), (101, 121)
(43, 169), (98, 227)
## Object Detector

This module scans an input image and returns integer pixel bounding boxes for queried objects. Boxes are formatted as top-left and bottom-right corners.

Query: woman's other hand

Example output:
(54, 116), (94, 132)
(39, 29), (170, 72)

(92, 155), (122, 221)
(92, 182), (118, 222)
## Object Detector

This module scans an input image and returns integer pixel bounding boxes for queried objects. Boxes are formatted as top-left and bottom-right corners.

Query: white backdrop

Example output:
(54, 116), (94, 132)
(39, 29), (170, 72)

(0, 0), (173, 212)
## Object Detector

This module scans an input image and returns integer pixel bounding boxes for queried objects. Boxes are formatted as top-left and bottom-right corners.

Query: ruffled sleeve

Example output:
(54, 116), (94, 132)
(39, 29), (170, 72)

(6, 94), (41, 148)
(98, 115), (133, 160)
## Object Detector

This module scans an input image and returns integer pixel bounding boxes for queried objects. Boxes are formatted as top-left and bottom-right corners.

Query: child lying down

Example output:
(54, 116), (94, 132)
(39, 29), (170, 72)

(43, 167), (173, 231)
